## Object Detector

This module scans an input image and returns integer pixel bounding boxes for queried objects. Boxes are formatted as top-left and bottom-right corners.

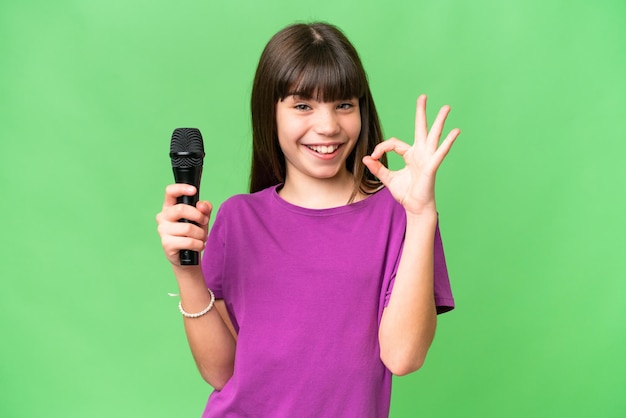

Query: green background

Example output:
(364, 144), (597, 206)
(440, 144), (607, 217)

(1, 0), (624, 416)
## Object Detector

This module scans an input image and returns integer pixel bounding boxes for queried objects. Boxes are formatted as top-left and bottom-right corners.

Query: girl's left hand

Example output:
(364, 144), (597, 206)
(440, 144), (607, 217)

(363, 95), (460, 216)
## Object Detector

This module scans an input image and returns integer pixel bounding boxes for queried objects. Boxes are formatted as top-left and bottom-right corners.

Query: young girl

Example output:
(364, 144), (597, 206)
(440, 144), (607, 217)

(157, 22), (459, 417)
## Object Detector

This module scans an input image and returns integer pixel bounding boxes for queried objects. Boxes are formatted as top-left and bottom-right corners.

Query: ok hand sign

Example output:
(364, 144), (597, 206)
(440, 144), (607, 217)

(363, 95), (460, 216)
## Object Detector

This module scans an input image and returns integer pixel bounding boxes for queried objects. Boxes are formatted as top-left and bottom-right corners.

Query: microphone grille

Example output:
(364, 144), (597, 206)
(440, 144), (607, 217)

(170, 128), (205, 168)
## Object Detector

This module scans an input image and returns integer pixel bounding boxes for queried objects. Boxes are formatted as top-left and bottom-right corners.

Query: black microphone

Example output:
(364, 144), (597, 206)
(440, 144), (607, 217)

(170, 128), (205, 265)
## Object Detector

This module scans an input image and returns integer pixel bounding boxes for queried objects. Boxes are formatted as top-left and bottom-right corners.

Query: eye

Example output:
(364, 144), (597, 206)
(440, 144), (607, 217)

(337, 101), (355, 110)
(294, 103), (311, 111)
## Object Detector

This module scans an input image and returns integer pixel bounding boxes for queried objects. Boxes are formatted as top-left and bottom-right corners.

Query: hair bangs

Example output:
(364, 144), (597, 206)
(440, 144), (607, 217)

(279, 45), (365, 102)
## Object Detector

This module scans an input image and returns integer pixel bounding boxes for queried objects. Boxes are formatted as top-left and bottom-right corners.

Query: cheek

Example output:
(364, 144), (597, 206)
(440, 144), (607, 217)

(275, 113), (291, 144)
(349, 116), (362, 140)
(277, 117), (310, 146)
(276, 120), (295, 146)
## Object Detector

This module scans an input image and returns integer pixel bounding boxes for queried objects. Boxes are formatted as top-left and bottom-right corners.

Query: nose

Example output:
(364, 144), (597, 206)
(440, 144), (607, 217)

(314, 108), (341, 136)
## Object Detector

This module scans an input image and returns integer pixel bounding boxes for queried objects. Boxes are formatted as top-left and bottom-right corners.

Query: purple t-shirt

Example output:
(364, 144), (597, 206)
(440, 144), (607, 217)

(201, 185), (454, 417)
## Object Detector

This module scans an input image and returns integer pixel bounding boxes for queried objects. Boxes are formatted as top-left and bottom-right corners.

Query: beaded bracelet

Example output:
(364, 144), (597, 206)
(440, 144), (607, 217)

(178, 288), (216, 318)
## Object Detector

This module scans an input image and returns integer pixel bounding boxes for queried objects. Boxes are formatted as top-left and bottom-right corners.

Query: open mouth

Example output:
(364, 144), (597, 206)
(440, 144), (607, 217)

(306, 144), (341, 155)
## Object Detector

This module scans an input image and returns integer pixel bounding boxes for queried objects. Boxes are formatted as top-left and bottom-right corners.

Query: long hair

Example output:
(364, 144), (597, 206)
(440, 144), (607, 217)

(249, 22), (387, 199)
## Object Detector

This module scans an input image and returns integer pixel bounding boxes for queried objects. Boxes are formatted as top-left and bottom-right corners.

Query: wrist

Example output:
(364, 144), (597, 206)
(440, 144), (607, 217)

(171, 264), (206, 287)
(405, 207), (438, 223)
(171, 266), (214, 307)
(178, 288), (216, 318)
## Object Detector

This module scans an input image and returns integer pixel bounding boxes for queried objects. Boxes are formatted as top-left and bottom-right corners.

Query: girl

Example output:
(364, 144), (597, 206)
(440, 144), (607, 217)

(157, 22), (459, 417)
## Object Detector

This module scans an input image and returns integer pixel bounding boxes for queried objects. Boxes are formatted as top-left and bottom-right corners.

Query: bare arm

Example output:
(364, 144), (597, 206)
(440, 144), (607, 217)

(378, 211), (438, 375)
(363, 95), (459, 375)
(156, 184), (237, 389)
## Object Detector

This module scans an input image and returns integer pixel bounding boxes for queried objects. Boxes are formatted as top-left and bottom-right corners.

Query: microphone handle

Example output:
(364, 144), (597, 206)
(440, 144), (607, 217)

(173, 166), (203, 265)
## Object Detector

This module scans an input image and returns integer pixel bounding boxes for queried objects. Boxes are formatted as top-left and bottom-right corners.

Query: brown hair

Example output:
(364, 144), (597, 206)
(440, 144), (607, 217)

(249, 22), (387, 200)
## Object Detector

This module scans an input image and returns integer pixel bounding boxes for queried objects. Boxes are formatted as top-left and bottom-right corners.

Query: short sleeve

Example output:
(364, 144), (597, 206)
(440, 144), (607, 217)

(384, 221), (455, 315)
(201, 205), (227, 299)
(433, 222), (454, 314)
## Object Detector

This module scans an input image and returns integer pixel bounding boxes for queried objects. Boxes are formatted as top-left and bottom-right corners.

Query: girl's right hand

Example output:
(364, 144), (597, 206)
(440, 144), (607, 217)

(156, 184), (212, 267)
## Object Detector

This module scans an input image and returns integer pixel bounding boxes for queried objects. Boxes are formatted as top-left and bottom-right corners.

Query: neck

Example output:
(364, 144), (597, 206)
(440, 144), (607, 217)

(279, 171), (361, 209)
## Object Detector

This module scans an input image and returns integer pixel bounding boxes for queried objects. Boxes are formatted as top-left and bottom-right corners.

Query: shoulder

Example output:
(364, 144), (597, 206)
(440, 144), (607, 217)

(340, 187), (407, 235)
(365, 187), (405, 215)
(209, 186), (277, 239)
(213, 186), (278, 226)
(219, 185), (276, 211)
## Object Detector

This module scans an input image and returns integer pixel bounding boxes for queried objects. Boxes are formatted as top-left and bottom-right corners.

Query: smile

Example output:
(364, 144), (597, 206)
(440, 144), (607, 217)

(306, 144), (341, 154)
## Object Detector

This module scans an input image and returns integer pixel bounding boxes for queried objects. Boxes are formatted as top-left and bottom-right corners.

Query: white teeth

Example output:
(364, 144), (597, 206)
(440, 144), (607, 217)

(308, 145), (339, 154)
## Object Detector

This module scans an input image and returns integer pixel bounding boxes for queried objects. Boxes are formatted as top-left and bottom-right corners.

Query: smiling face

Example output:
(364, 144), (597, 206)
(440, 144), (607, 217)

(250, 23), (385, 196)
(276, 94), (362, 184)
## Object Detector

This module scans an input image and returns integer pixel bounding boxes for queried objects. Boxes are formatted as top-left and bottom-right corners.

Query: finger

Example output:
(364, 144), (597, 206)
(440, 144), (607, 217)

(196, 200), (213, 217)
(363, 156), (393, 185)
(162, 184), (197, 210)
(431, 128), (461, 168)
(159, 220), (208, 242)
(427, 105), (451, 150)
(415, 95), (428, 143)
(370, 137), (411, 160)
(161, 235), (207, 255)
(157, 202), (209, 225)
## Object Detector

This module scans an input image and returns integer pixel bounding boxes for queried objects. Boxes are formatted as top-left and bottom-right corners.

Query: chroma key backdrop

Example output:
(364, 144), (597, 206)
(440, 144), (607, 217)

(1, 0), (624, 417)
